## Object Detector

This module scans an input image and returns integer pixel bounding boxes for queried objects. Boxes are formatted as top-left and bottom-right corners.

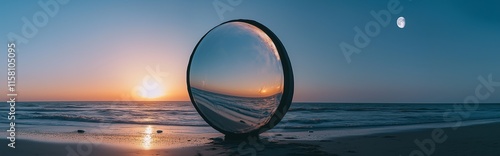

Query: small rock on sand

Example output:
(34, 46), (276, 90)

(77, 130), (85, 133)
(157, 130), (163, 133)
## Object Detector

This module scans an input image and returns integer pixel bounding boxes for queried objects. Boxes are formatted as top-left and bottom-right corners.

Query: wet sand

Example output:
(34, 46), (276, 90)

(1, 122), (500, 156)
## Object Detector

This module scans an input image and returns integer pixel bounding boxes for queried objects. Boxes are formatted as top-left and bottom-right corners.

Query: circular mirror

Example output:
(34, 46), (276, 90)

(187, 19), (293, 136)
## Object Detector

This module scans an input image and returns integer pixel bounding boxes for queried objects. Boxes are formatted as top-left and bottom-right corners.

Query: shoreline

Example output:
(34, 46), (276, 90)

(5, 117), (500, 138)
(1, 120), (500, 155)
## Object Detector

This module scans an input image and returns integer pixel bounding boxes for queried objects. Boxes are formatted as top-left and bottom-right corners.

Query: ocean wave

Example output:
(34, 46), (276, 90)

(25, 114), (208, 126)
(33, 114), (105, 123)
(288, 107), (332, 111)
(285, 118), (333, 124)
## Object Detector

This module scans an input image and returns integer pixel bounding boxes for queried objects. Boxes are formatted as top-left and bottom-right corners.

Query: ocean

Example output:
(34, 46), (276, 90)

(2, 102), (500, 134)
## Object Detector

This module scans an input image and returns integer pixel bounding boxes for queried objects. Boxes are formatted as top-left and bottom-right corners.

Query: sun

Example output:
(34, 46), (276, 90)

(138, 82), (166, 99)
(140, 86), (165, 99)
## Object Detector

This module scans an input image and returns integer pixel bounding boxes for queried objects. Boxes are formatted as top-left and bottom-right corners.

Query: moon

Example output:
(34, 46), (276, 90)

(397, 16), (405, 28)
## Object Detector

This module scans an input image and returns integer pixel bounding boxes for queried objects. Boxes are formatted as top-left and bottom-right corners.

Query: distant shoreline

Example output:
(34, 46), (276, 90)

(3, 100), (500, 104)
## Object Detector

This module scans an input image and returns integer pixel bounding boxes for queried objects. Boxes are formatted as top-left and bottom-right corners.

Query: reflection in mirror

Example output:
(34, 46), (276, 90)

(188, 20), (290, 135)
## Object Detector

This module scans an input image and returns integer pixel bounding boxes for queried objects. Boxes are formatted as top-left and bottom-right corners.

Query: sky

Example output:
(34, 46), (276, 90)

(0, 0), (499, 102)
(189, 21), (283, 97)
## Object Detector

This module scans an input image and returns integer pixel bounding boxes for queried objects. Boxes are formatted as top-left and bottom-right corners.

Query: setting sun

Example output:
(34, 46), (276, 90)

(140, 86), (166, 99)
(136, 79), (167, 99)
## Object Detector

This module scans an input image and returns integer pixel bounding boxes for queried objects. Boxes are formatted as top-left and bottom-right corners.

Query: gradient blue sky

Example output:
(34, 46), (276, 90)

(189, 22), (284, 97)
(1, 0), (499, 102)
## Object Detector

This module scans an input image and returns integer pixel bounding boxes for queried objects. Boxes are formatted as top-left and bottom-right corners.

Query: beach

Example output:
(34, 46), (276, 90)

(2, 102), (500, 155)
(1, 120), (500, 156)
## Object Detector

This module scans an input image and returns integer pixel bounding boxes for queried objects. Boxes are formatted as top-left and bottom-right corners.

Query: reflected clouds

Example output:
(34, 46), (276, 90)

(190, 21), (283, 97)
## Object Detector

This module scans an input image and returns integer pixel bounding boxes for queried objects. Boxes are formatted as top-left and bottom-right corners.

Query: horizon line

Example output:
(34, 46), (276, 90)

(6, 100), (500, 104)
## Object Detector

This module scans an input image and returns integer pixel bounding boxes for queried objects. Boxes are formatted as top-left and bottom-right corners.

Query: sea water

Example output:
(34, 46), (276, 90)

(1, 101), (500, 134)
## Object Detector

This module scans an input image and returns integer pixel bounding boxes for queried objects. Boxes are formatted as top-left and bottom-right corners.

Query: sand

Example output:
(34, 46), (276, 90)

(1, 122), (500, 156)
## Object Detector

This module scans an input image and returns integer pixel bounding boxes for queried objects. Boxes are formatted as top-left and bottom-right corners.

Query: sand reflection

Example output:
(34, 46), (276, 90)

(142, 125), (153, 150)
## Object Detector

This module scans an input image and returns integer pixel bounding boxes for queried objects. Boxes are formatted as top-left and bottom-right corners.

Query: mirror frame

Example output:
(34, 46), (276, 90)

(187, 19), (294, 136)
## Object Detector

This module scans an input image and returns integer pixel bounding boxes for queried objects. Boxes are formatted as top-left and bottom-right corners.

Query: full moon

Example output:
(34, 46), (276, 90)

(397, 16), (405, 28)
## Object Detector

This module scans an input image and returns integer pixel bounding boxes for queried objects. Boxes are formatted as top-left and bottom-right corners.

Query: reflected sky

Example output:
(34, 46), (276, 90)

(190, 22), (283, 97)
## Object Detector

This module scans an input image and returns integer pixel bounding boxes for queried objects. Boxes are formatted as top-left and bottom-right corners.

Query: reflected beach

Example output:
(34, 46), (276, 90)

(191, 87), (282, 133)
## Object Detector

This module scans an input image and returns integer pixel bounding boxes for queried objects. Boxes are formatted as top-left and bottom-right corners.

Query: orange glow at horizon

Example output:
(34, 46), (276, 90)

(0, 27), (195, 102)
(3, 58), (192, 102)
